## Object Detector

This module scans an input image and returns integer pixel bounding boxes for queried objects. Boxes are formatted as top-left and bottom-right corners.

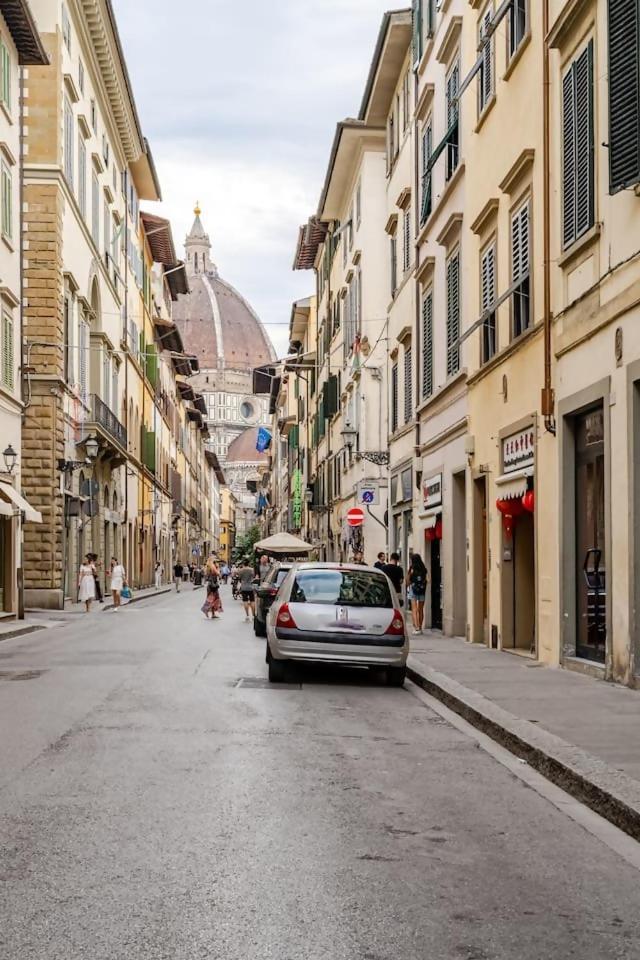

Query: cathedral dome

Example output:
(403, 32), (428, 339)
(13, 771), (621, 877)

(226, 428), (270, 464)
(172, 207), (276, 372)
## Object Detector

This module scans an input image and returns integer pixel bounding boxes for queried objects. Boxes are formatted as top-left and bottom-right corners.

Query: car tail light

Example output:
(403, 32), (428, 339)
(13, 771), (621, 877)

(276, 603), (297, 629)
(385, 609), (405, 636)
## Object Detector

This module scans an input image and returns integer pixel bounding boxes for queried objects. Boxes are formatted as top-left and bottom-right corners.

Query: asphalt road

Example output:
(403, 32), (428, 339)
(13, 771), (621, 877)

(1, 585), (640, 960)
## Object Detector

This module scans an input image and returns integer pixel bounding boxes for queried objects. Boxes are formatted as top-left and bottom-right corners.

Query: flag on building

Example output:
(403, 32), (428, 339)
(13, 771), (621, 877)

(256, 427), (272, 453)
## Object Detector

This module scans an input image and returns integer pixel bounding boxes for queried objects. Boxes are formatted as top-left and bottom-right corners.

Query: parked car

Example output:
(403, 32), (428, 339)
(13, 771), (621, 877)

(266, 562), (409, 686)
(253, 562), (292, 637)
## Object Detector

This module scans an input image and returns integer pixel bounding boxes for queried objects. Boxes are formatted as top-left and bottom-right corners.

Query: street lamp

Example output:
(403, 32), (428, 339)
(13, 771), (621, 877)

(84, 436), (99, 461)
(2, 444), (17, 475)
(341, 426), (357, 451)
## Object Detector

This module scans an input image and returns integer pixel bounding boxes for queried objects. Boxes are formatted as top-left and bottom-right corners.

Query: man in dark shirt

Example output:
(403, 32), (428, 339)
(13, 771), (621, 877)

(374, 552), (387, 570)
(173, 561), (184, 592)
(383, 553), (404, 603)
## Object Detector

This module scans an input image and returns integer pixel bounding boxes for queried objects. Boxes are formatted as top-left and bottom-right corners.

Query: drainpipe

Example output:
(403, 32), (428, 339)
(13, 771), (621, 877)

(18, 66), (26, 618)
(542, 0), (556, 435)
(413, 64), (422, 531)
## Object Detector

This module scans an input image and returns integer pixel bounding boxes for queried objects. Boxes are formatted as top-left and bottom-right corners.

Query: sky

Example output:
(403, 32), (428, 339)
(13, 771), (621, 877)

(112, 0), (395, 359)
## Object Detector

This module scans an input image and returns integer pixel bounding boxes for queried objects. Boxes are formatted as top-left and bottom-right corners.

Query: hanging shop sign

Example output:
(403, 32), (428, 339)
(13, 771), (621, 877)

(423, 473), (443, 510)
(291, 469), (303, 528)
(358, 480), (380, 507)
(502, 427), (535, 474)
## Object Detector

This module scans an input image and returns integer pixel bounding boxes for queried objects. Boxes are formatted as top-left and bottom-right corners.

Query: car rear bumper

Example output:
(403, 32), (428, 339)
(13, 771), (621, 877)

(270, 627), (409, 666)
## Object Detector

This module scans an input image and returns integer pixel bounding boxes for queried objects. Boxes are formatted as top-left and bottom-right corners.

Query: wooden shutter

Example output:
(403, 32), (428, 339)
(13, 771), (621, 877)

(421, 291), (433, 400)
(391, 363), (399, 432)
(412, 0), (422, 67)
(446, 252), (460, 377)
(404, 345), (413, 423)
(511, 202), (529, 282)
(562, 41), (594, 247)
(481, 244), (496, 312)
(608, 0), (640, 192)
(1, 313), (13, 389)
(479, 10), (493, 110)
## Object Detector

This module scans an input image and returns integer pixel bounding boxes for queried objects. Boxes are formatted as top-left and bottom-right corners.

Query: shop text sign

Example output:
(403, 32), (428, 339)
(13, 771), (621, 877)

(503, 428), (535, 474)
(423, 473), (443, 509)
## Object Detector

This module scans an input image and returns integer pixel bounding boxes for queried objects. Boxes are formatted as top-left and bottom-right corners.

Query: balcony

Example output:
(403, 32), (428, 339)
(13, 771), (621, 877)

(88, 394), (127, 453)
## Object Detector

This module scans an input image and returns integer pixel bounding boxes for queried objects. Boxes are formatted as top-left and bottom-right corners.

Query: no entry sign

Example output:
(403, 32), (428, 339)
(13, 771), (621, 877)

(346, 507), (365, 527)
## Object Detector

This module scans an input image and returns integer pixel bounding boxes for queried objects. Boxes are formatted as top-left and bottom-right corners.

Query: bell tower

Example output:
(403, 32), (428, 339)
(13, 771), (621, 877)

(185, 203), (216, 277)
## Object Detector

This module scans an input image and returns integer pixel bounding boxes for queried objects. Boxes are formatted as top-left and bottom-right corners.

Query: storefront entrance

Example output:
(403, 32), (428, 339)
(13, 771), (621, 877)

(503, 510), (535, 653)
(575, 405), (606, 663)
(430, 536), (442, 630)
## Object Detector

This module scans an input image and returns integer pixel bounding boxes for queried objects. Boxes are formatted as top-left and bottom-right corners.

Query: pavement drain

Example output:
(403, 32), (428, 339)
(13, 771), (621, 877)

(235, 677), (302, 690)
(0, 669), (46, 681)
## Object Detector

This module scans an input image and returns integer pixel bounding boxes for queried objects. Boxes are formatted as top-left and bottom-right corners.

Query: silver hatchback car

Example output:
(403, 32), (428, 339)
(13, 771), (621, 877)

(266, 562), (409, 686)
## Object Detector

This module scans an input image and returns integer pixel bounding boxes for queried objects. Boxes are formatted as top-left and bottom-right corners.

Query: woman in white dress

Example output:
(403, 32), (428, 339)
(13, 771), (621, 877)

(78, 556), (96, 612)
(110, 557), (126, 611)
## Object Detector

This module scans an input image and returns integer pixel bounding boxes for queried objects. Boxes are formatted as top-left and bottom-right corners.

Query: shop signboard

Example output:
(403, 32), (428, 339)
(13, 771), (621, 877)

(502, 427), (535, 474)
(291, 469), (303, 528)
(423, 473), (443, 510)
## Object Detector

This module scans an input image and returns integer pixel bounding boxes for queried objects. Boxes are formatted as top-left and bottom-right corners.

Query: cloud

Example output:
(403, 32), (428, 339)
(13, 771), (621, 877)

(112, 0), (393, 358)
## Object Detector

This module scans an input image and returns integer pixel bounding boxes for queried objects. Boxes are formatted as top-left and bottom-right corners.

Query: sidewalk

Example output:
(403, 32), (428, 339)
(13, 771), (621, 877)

(27, 583), (174, 619)
(408, 632), (640, 841)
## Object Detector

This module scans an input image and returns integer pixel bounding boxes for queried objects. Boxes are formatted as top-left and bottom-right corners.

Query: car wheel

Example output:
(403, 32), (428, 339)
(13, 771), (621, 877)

(386, 666), (407, 687)
(265, 641), (271, 664)
(268, 656), (289, 683)
(254, 616), (267, 637)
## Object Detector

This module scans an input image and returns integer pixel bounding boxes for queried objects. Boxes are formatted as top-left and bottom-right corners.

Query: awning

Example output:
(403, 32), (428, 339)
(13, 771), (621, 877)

(495, 467), (534, 500)
(0, 501), (12, 517)
(420, 508), (441, 528)
(0, 482), (42, 522)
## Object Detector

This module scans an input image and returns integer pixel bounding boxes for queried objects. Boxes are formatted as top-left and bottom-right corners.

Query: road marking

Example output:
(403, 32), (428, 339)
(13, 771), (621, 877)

(407, 680), (640, 872)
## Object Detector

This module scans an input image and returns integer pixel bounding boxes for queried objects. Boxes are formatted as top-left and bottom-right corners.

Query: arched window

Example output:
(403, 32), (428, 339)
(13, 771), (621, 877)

(103, 485), (109, 508)
(194, 252), (199, 272)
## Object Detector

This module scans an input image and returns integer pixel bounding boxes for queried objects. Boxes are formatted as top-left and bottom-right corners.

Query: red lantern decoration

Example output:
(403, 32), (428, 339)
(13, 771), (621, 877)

(435, 519), (443, 540)
(496, 497), (523, 540)
(522, 489), (535, 514)
(425, 527), (436, 542)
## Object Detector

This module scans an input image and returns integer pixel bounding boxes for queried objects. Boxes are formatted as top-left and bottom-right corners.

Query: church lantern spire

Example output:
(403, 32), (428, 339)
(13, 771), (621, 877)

(185, 202), (216, 277)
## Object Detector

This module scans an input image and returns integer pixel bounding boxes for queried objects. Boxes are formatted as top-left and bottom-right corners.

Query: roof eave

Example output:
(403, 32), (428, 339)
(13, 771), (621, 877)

(358, 9), (412, 126)
(317, 121), (386, 221)
(1, 0), (48, 64)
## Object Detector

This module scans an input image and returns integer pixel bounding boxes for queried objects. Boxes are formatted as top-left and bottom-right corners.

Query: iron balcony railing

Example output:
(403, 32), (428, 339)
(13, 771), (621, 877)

(90, 394), (127, 449)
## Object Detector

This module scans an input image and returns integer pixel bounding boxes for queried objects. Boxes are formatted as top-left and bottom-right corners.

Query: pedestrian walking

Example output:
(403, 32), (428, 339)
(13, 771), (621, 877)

(110, 557), (126, 611)
(406, 553), (428, 635)
(201, 558), (223, 619)
(221, 563), (230, 584)
(258, 554), (272, 582)
(237, 558), (257, 621)
(154, 561), (163, 589)
(88, 553), (104, 603)
(374, 552), (387, 570)
(78, 555), (96, 612)
(383, 552), (404, 605)
(173, 560), (184, 592)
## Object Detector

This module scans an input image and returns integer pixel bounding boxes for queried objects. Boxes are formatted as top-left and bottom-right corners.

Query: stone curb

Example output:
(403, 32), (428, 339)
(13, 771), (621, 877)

(407, 654), (640, 843)
(101, 586), (173, 610)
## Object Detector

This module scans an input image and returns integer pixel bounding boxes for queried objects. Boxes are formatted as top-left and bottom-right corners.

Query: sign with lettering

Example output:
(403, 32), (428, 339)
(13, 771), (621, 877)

(291, 469), (303, 529)
(358, 481), (380, 506)
(502, 427), (535, 474)
(423, 473), (443, 510)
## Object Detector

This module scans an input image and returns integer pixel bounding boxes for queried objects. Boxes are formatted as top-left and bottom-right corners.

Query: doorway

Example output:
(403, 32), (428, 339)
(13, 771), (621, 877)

(430, 536), (442, 630)
(472, 477), (488, 643)
(575, 405), (606, 663)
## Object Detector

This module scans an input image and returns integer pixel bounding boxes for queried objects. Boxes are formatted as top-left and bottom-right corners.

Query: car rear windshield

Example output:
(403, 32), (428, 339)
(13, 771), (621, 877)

(290, 570), (393, 608)
(275, 568), (290, 587)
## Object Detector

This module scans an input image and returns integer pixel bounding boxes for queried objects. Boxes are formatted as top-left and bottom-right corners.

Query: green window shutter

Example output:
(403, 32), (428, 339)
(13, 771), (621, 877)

(1, 312), (13, 389)
(412, 0), (422, 68)
(608, 0), (640, 192)
(562, 41), (594, 248)
(446, 252), (460, 377)
(421, 291), (433, 400)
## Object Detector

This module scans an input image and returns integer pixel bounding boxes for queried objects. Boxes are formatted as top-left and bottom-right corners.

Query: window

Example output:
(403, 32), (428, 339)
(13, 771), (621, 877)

(63, 96), (74, 187)
(78, 135), (86, 216)
(63, 293), (73, 383)
(0, 162), (11, 240)
(446, 250), (460, 377)
(511, 200), (530, 337)
(446, 61), (460, 180)
(91, 173), (99, 247)
(391, 363), (399, 433)
(608, 1), (640, 192)
(412, 0), (423, 67)
(78, 59), (84, 94)
(342, 230), (347, 268)
(90, 99), (97, 132)
(348, 204), (354, 250)
(1, 311), (13, 390)
(102, 133), (109, 169)
(403, 206), (411, 272)
(387, 111), (395, 170)
(562, 41), (594, 248)
(421, 289), (433, 400)
(426, 0), (437, 37)
(79, 318), (89, 401)
(402, 71), (410, 131)
(420, 122), (433, 225)
(103, 350), (110, 409)
(103, 198), (110, 260)
(508, 0), (528, 58)
(356, 266), (362, 331)
(112, 361), (118, 414)
(290, 569), (393, 608)
(478, 7), (494, 113)
(0, 39), (10, 112)
(481, 243), (497, 363)
(390, 234), (397, 297)
(404, 345), (413, 423)
(61, 5), (71, 53)
(356, 180), (362, 228)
